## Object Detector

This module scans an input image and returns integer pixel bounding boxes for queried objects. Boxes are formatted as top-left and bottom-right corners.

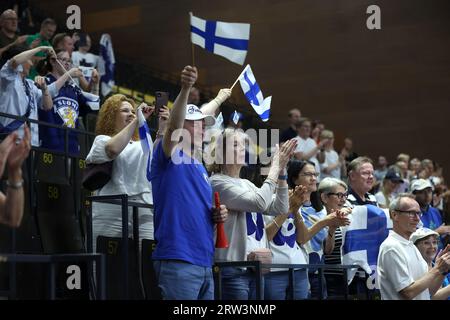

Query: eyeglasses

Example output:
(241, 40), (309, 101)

(360, 171), (374, 177)
(394, 209), (423, 218)
(300, 172), (319, 178)
(327, 192), (348, 199)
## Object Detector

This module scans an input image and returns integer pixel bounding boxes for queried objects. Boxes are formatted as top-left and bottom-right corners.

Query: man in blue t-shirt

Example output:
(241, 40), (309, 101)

(412, 179), (450, 249)
(150, 65), (228, 300)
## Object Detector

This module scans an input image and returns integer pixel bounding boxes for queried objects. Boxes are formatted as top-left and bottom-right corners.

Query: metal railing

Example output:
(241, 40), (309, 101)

(0, 111), (96, 158)
(213, 261), (366, 300)
(86, 194), (154, 300)
(0, 253), (106, 300)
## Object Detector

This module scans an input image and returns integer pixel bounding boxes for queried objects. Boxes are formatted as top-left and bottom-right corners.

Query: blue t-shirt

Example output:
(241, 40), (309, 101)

(38, 75), (88, 154)
(420, 205), (444, 249)
(420, 205), (443, 231)
(150, 142), (214, 267)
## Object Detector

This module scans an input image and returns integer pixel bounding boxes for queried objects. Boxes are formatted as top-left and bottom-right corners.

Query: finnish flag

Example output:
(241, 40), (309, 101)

(137, 108), (154, 182)
(98, 34), (115, 97)
(238, 65), (271, 122)
(81, 91), (100, 111)
(190, 13), (250, 65)
(341, 205), (392, 287)
(232, 111), (240, 125)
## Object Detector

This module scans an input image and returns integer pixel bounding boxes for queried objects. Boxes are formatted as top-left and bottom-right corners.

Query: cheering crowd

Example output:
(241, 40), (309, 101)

(1, 7), (450, 300)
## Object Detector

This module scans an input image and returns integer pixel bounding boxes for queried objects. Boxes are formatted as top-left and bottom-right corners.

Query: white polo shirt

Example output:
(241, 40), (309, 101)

(377, 230), (429, 300)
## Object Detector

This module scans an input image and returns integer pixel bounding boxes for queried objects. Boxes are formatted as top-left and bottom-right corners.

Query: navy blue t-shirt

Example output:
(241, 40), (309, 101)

(38, 75), (88, 154)
(150, 142), (214, 267)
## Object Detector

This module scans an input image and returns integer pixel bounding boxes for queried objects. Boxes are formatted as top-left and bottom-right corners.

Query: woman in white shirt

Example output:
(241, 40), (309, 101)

(264, 162), (349, 300)
(86, 94), (163, 252)
(208, 128), (297, 300)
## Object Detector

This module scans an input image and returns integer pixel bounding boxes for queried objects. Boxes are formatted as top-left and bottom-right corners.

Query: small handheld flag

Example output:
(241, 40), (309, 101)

(137, 108), (154, 182)
(190, 13), (250, 65)
(237, 65), (271, 122)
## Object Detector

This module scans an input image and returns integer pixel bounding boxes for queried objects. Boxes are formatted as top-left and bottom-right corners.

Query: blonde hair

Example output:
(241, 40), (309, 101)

(95, 94), (139, 140)
(320, 129), (334, 140)
(397, 153), (410, 163)
(206, 128), (247, 174)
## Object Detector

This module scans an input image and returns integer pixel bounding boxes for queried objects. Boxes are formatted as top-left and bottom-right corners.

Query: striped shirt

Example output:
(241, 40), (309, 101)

(324, 227), (344, 276)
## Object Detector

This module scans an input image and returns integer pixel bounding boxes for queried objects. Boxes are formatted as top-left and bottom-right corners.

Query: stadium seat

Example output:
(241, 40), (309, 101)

(141, 239), (161, 300)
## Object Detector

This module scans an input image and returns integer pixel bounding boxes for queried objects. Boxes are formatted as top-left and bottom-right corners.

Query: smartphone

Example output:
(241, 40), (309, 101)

(79, 66), (94, 79)
(155, 91), (169, 115)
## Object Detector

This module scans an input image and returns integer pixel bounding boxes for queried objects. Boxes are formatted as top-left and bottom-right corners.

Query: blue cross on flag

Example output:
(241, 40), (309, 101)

(190, 13), (250, 65)
(341, 205), (392, 287)
(238, 65), (272, 122)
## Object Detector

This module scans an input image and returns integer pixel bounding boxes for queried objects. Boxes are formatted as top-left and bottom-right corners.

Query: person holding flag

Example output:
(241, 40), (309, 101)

(37, 48), (100, 154)
(150, 65), (228, 300)
(85, 95), (166, 253)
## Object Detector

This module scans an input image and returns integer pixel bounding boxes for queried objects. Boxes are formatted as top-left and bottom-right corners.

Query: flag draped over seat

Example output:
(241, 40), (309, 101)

(238, 65), (272, 122)
(341, 204), (393, 287)
(190, 13), (250, 65)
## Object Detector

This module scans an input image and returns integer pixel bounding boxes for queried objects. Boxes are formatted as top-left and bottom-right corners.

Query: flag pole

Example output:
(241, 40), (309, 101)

(189, 12), (195, 67)
(230, 64), (249, 90)
(191, 43), (195, 67)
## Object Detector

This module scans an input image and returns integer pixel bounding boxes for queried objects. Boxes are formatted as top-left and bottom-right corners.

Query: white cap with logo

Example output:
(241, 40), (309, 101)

(185, 104), (215, 126)
(410, 227), (439, 244)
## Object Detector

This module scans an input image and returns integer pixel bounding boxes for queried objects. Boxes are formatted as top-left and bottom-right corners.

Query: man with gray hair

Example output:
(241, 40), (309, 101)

(377, 193), (450, 300)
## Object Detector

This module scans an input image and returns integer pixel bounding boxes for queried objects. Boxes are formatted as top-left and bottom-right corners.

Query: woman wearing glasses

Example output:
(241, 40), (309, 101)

(264, 160), (348, 299)
(318, 177), (352, 298)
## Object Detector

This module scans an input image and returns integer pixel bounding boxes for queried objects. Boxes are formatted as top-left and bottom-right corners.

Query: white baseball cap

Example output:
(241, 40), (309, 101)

(410, 179), (433, 193)
(410, 227), (439, 244)
(185, 104), (215, 126)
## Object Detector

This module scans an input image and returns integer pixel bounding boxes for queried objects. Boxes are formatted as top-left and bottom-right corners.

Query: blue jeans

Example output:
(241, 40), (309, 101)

(264, 269), (309, 300)
(309, 272), (328, 299)
(220, 267), (264, 300)
(153, 260), (214, 300)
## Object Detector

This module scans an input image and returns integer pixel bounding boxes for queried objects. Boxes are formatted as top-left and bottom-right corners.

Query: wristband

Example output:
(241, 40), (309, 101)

(6, 179), (24, 189)
(278, 175), (287, 180)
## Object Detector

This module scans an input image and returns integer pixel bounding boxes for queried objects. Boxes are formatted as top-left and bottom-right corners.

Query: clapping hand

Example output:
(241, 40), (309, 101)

(289, 185), (309, 213)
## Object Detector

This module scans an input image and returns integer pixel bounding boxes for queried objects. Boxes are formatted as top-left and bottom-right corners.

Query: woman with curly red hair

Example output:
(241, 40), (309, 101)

(86, 93), (168, 252)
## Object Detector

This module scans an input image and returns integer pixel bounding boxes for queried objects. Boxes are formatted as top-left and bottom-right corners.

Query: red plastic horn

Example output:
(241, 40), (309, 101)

(214, 192), (229, 248)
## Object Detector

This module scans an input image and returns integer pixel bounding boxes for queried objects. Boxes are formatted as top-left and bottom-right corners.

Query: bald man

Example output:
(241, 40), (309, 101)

(0, 9), (28, 64)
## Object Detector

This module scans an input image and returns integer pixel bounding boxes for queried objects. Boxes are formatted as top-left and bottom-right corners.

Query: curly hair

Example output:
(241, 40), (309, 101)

(95, 94), (139, 140)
